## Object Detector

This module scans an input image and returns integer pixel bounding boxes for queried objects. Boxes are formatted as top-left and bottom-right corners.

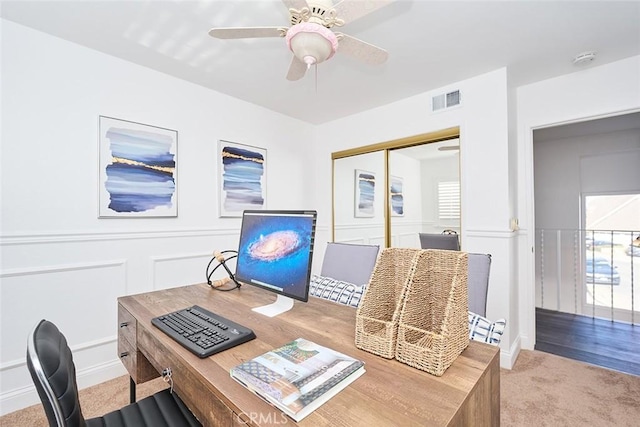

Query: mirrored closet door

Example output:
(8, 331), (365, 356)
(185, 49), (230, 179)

(332, 127), (461, 248)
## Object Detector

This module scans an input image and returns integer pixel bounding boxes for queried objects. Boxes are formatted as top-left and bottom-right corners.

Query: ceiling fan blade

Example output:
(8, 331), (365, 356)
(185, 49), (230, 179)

(336, 33), (388, 65)
(332, 0), (394, 25)
(286, 55), (308, 81)
(281, 0), (309, 12)
(208, 27), (286, 39)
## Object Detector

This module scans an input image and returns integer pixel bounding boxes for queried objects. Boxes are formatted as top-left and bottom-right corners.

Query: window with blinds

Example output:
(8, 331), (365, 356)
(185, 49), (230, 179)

(438, 181), (460, 220)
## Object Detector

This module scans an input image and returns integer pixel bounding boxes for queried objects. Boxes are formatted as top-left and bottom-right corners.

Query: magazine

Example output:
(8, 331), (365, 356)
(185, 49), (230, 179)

(230, 338), (365, 422)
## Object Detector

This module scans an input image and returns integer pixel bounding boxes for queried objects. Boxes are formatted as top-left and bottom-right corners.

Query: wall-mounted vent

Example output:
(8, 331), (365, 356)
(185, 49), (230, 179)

(432, 90), (461, 112)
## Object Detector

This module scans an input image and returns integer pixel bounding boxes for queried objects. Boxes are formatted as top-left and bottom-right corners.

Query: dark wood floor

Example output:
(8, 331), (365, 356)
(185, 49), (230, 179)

(535, 307), (640, 376)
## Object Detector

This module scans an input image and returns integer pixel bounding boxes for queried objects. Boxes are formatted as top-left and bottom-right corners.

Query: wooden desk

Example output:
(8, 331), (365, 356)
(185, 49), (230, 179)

(118, 284), (500, 426)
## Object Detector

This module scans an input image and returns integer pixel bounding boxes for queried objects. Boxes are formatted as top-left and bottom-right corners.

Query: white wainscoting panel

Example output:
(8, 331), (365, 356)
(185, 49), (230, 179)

(369, 235), (386, 246)
(392, 232), (420, 248)
(336, 237), (367, 245)
(0, 260), (126, 415)
(0, 228), (242, 415)
(1, 260), (127, 361)
(151, 252), (215, 290)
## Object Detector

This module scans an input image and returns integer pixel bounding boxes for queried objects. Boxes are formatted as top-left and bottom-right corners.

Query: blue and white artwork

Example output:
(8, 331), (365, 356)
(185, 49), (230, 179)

(99, 116), (177, 217)
(390, 176), (404, 216)
(218, 140), (267, 217)
(355, 169), (376, 218)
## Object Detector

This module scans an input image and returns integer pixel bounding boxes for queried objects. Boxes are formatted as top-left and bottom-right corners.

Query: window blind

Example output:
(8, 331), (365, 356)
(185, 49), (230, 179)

(438, 181), (460, 220)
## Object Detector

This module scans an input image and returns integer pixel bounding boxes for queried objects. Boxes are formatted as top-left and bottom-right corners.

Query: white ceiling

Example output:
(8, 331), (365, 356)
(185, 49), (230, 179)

(534, 112), (640, 142)
(394, 138), (460, 160)
(2, 0), (639, 125)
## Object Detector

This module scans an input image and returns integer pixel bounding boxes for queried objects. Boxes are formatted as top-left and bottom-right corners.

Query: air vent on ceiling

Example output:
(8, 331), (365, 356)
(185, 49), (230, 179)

(432, 90), (461, 112)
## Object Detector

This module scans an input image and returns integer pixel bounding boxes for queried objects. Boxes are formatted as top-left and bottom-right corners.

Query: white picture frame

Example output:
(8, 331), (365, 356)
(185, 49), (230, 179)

(218, 140), (267, 217)
(99, 116), (178, 217)
(354, 169), (376, 218)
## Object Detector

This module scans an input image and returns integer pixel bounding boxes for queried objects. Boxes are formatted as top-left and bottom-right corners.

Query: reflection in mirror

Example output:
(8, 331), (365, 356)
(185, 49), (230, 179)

(389, 139), (460, 248)
(333, 151), (386, 246)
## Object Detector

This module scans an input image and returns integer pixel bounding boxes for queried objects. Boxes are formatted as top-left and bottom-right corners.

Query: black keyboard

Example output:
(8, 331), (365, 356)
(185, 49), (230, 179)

(151, 305), (256, 358)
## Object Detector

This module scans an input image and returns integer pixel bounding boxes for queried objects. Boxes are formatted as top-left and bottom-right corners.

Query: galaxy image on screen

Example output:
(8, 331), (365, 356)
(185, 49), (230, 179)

(235, 211), (316, 301)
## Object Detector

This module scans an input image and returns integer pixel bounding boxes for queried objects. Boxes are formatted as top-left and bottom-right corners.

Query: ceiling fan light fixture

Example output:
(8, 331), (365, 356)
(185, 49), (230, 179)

(285, 22), (338, 69)
(438, 145), (460, 151)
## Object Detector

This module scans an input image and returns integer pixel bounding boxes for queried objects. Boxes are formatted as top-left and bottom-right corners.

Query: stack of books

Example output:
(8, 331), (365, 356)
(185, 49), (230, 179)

(230, 338), (365, 422)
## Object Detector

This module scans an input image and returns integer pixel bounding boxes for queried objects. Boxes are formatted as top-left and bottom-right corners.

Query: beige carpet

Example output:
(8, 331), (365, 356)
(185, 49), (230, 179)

(0, 376), (167, 427)
(501, 350), (640, 426)
(2, 350), (639, 426)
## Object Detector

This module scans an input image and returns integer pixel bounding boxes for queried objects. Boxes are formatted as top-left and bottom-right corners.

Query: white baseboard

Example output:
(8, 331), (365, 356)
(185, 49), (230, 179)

(0, 360), (128, 417)
(500, 334), (522, 370)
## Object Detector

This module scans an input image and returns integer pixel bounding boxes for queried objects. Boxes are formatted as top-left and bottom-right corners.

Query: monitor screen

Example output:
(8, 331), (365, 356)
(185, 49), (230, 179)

(235, 210), (317, 315)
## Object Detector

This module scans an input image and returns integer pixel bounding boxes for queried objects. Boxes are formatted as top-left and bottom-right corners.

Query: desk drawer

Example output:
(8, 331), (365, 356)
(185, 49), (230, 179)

(118, 304), (136, 346)
(117, 333), (136, 377)
(118, 303), (158, 384)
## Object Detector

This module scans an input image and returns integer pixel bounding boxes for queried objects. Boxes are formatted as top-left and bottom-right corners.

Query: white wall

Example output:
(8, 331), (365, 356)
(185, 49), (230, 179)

(534, 130), (640, 230)
(517, 55), (640, 350)
(0, 20), (317, 414)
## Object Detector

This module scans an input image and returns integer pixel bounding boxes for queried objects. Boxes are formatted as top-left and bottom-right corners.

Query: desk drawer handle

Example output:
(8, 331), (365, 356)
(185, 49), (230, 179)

(120, 352), (129, 358)
(120, 322), (129, 328)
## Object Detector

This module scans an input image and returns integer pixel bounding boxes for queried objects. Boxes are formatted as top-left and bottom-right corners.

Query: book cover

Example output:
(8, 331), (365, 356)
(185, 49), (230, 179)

(230, 337), (365, 422)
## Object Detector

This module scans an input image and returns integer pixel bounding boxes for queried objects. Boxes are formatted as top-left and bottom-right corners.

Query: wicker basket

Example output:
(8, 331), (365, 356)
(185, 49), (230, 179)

(355, 248), (421, 358)
(395, 250), (469, 376)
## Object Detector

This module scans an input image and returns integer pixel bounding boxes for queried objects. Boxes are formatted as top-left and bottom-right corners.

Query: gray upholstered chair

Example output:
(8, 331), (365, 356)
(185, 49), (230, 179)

(418, 233), (460, 251)
(27, 319), (202, 427)
(319, 242), (380, 286)
(466, 253), (506, 346)
(467, 253), (491, 317)
(309, 242), (380, 308)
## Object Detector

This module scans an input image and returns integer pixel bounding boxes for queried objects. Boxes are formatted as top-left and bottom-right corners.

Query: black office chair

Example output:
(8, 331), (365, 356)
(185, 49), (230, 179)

(26, 319), (202, 427)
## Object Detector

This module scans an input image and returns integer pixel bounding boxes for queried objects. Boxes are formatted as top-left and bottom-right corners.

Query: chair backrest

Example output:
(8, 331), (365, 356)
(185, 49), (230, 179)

(27, 319), (86, 427)
(320, 242), (380, 286)
(419, 233), (460, 251)
(467, 253), (491, 317)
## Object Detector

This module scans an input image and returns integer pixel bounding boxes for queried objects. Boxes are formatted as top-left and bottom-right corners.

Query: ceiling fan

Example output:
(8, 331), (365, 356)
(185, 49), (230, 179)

(208, 0), (393, 81)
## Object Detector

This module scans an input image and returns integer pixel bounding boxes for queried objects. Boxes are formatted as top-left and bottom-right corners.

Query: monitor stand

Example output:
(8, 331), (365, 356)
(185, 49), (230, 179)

(252, 294), (294, 317)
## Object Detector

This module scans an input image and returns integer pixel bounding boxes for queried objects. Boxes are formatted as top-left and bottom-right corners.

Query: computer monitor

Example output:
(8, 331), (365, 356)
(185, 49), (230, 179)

(235, 210), (317, 317)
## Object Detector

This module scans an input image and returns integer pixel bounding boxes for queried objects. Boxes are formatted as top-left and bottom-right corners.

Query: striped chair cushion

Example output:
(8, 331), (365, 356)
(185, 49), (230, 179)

(309, 274), (365, 308)
(468, 311), (506, 345)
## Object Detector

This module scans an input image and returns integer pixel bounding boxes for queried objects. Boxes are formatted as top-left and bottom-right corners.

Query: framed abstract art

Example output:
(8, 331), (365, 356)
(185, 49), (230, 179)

(390, 175), (404, 216)
(99, 116), (177, 217)
(218, 140), (267, 217)
(354, 169), (375, 218)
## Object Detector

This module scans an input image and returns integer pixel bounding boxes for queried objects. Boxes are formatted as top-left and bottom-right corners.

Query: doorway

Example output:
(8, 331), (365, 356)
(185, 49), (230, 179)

(533, 112), (640, 374)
